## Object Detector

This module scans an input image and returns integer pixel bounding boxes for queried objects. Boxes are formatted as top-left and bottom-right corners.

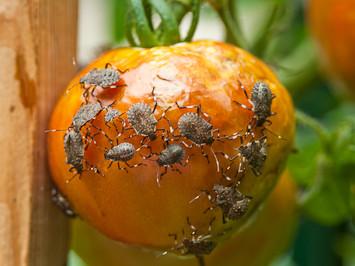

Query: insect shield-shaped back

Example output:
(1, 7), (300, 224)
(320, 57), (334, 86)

(158, 144), (185, 166)
(64, 128), (84, 174)
(178, 112), (214, 145)
(72, 103), (102, 130)
(212, 184), (251, 222)
(238, 137), (267, 176)
(127, 102), (158, 140)
(250, 81), (274, 127)
(80, 67), (120, 88)
(104, 142), (136, 162)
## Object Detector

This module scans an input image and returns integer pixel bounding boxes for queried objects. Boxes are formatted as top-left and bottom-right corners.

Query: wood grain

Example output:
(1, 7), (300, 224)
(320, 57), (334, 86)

(0, 0), (78, 265)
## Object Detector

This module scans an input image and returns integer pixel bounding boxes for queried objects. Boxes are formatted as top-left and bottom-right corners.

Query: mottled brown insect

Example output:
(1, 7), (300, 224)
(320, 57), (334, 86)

(72, 102), (102, 130)
(77, 64), (126, 100)
(234, 81), (276, 134)
(167, 217), (216, 263)
(175, 102), (240, 172)
(64, 128), (85, 174)
(51, 187), (76, 217)
(154, 143), (188, 185)
(126, 87), (172, 143)
(217, 136), (268, 177)
(104, 142), (145, 172)
(191, 183), (251, 223)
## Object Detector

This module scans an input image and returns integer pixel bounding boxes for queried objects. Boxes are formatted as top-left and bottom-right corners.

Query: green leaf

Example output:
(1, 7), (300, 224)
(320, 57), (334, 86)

(300, 154), (352, 225)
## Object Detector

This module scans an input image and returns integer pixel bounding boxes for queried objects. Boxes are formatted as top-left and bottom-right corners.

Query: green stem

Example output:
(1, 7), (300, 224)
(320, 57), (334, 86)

(217, 0), (248, 49)
(127, 0), (158, 47)
(295, 110), (330, 151)
(147, 0), (180, 44)
(183, 0), (201, 41)
(125, 0), (202, 47)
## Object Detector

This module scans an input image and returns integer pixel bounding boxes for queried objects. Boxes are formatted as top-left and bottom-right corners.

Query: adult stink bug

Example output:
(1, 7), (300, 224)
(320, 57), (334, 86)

(234, 81), (276, 135)
(190, 183), (251, 223)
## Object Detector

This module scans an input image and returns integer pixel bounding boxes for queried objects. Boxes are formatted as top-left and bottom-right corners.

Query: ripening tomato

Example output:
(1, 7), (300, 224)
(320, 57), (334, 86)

(47, 41), (294, 250)
(308, 0), (355, 96)
(71, 171), (298, 266)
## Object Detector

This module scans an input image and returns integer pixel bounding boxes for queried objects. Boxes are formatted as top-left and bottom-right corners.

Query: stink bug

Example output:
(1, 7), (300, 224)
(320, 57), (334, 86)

(104, 142), (146, 172)
(234, 81), (276, 136)
(190, 183), (252, 223)
(218, 136), (268, 176)
(51, 187), (76, 217)
(126, 87), (172, 143)
(165, 217), (216, 266)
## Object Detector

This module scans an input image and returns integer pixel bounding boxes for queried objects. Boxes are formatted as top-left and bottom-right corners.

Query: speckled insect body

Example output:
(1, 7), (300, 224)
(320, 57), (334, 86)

(72, 102), (102, 130)
(80, 67), (120, 88)
(178, 112), (214, 145)
(64, 128), (84, 174)
(234, 81), (275, 133)
(155, 144), (188, 185)
(51, 187), (76, 217)
(251, 81), (274, 127)
(237, 137), (267, 176)
(104, 142), (145, 172)
(212, 184), (251, 222)
(175, 103), (222, 172)
(127, 102), (158, 140)
(104, 108), (121, 123)
(168, 217), (216, 260)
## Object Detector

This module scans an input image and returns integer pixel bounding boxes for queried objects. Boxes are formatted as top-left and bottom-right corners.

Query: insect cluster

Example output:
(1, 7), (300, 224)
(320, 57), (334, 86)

(48, 64), (279, 263)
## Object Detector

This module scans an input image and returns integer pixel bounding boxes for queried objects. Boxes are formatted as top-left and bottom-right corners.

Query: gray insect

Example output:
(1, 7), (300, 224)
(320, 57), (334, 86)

(175, 103), (223, 172)
(217, 136), (268, 177)
(127, 102), (158, 141)
(72, 102), (102, 130)
(237, 136), (267, 176)
(64, 128), (84, 175)
(71, 63), (126, 100)
(104, 142), (145, 172)
(51, 187), (76, 217)
(190, 183), (251, 224)
(234, 81), (275, 132)
(104, 107), (121, 123)
(155, 144), (188, 185)
(126, 87), (171, 143)
(168, 217), (216, 259)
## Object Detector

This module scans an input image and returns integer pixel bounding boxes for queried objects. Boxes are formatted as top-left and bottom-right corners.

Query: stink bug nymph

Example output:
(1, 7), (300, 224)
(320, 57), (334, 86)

(51, 187), (76, 217)
(104, 142), (145, 172)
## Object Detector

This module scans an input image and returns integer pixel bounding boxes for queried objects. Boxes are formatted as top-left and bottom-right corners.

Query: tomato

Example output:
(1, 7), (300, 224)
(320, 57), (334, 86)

(308, 0), (355, 96)
(47, 40), (294, 250)
(71, 171), (298, 266)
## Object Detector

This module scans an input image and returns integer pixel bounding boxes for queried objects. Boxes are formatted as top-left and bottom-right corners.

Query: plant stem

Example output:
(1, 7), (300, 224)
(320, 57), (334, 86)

(295, 109), (330, 151)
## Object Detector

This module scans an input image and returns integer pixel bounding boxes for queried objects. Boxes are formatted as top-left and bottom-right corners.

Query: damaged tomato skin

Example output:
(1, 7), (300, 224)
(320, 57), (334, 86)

(47, 41), (295, 249)
(71, 171), (298, 266)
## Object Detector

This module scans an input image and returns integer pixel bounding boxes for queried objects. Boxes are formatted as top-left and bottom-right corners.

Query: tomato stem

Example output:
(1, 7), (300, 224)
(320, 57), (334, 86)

(295, 110), (331, 151)
(125, 0), (201, 47)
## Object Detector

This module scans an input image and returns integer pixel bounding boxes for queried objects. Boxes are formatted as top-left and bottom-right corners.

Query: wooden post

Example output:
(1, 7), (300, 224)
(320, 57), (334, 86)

(0, 1), (78, 265)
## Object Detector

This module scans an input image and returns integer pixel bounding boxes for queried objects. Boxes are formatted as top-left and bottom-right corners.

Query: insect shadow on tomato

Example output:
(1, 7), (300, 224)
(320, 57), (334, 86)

(67, 63), (127, 102)
(190, 182), (252, 224)
(126, 87), (173, 144)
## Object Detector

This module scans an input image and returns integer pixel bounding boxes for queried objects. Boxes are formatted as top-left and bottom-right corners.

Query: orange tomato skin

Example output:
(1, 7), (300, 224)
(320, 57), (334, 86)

(308, 0), (355, 96)
(71, 171), (298, 266)
(48, 41), (294, 249)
